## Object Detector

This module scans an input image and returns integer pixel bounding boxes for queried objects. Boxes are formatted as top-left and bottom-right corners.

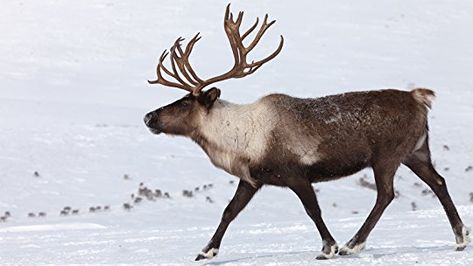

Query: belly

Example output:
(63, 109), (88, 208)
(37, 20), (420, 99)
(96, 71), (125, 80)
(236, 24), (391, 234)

(250, 152), (371, 186)
(306, 157), (370, 182)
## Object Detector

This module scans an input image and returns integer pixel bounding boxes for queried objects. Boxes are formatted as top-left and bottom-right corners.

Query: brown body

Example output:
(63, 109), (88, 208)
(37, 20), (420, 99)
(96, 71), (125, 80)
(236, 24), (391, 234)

(244, 89), (427, 186)
(186, 89), (428, 187)
(144, 4), (469, 261)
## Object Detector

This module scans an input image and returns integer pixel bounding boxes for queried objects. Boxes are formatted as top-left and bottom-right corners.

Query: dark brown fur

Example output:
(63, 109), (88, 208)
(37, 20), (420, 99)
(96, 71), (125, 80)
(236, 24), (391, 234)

(250, 90), (426, 185)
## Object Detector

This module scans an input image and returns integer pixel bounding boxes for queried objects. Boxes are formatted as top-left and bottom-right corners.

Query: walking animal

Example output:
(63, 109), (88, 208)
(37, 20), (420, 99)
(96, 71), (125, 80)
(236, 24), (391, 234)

(144, 4), (470, 260)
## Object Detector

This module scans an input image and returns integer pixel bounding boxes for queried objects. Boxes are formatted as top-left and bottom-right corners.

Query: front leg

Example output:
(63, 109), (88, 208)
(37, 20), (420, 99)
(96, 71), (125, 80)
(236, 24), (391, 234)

(195, 180), (261, 261)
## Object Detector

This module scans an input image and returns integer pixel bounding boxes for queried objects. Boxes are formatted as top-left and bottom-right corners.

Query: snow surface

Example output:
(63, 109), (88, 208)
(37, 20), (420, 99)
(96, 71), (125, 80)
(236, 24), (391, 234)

(1, 0), (473, 265)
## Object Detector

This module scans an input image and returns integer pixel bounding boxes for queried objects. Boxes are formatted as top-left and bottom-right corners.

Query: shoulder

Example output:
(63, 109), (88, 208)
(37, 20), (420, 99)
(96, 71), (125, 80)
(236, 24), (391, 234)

(260, 93), (292, 103)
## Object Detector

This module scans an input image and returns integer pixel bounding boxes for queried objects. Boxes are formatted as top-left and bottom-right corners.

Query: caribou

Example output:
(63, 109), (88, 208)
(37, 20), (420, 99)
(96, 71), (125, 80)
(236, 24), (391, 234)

(144, 4), (470, 260)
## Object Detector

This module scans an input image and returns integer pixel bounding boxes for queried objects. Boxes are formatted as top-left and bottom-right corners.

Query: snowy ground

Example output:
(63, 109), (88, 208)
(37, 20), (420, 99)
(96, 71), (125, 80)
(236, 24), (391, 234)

(1, 0), (473, 265)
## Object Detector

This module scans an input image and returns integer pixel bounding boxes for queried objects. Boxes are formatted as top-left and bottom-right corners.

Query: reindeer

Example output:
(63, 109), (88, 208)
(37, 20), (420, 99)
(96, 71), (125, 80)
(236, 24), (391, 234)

(144, 4), (470, 260)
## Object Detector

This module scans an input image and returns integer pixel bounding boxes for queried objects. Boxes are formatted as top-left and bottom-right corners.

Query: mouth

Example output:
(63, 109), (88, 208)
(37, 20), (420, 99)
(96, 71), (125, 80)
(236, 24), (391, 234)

(147, 127), (162, 135)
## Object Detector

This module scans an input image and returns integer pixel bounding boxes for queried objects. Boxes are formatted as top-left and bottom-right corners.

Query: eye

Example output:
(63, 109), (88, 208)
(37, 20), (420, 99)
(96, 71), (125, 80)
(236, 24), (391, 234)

(181, 99), (191, 107)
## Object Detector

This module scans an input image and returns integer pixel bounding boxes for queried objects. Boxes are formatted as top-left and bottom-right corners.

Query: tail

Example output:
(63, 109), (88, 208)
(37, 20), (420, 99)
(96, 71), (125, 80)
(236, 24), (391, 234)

(411, 88), (436, 109)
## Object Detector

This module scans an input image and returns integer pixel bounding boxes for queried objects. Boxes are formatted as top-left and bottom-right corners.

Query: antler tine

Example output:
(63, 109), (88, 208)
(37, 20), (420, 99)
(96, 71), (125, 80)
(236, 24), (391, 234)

(224, 3), (231, 21)
(223, 13), (242, 69)
(148, 50), (172, 84)
(246, 14), (275, 54)
(173, 37), (185, 58)
(171, 37), (200, 86)
(156, 50), (171, 74)
(248, 35), (284, 68)
(241, 17), (259, 40)
(235, 11), (244, 27)
(148, 50), (193, 92)
(169, 42), (193, 87)
(148, 50), (166, 84)
(182, 33), (204, 84)
(157, 50), (184, 81)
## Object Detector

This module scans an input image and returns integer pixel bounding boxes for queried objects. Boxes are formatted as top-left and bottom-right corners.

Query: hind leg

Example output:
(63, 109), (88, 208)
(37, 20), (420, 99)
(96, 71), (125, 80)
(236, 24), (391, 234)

(339, 159), (399, 255)
(286, 178), (338, 259)
(403, 139), (470, 250)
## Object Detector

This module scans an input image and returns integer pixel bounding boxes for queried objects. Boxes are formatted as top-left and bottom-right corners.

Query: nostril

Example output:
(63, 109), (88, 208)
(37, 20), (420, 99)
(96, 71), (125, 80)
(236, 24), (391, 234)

(144, 113), (153, 126)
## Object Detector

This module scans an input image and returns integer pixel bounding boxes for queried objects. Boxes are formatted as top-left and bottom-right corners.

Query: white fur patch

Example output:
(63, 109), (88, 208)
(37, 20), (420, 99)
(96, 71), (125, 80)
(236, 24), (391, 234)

(278, 117), (322, 165)
(414, 132), (426, 152)
(339, 242), (365, 255)
(199, 248), (219, 259)
(198, 100), (276, 183)
(292, 142), (321, 165)
(202, 100), (275, 159)
(197, 97), (322, 183)
(411, 88), (435, 108)
(317, 243), (338, 259)
(456, 226), (471, 250)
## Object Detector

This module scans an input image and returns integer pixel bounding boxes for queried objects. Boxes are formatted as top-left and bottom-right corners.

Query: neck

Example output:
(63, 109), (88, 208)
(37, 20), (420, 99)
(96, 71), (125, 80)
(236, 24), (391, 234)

(191, 100), (249, 154)
(190, 99), (273, 172)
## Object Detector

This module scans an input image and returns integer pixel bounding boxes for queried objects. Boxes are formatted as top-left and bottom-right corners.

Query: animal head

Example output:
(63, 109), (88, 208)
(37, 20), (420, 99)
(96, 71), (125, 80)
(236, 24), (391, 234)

(144, 4), (283, 136)
(144, 88), (221, 136)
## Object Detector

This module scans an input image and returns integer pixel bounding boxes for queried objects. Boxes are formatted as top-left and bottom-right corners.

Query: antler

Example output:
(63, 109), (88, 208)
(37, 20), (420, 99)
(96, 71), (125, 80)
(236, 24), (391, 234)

(149, 4), (284, 95)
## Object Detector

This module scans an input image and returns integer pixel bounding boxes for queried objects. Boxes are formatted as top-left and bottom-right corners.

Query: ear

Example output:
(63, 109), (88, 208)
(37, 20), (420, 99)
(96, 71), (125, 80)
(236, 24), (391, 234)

(201, 87), (221, 109)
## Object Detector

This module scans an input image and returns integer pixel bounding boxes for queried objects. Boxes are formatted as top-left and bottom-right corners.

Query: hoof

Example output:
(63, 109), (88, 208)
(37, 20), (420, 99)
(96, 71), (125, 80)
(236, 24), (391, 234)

(195, 248), (219, 261)
(455, 226), (470, 251)
(316, 243), (338, 260)
(338, 242), (365, 256)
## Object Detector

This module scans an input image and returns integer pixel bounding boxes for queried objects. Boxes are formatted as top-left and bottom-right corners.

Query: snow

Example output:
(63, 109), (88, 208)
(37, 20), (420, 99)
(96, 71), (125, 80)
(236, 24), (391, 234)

(0, 223), (107, 233)
(1, 0), (473, 265)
